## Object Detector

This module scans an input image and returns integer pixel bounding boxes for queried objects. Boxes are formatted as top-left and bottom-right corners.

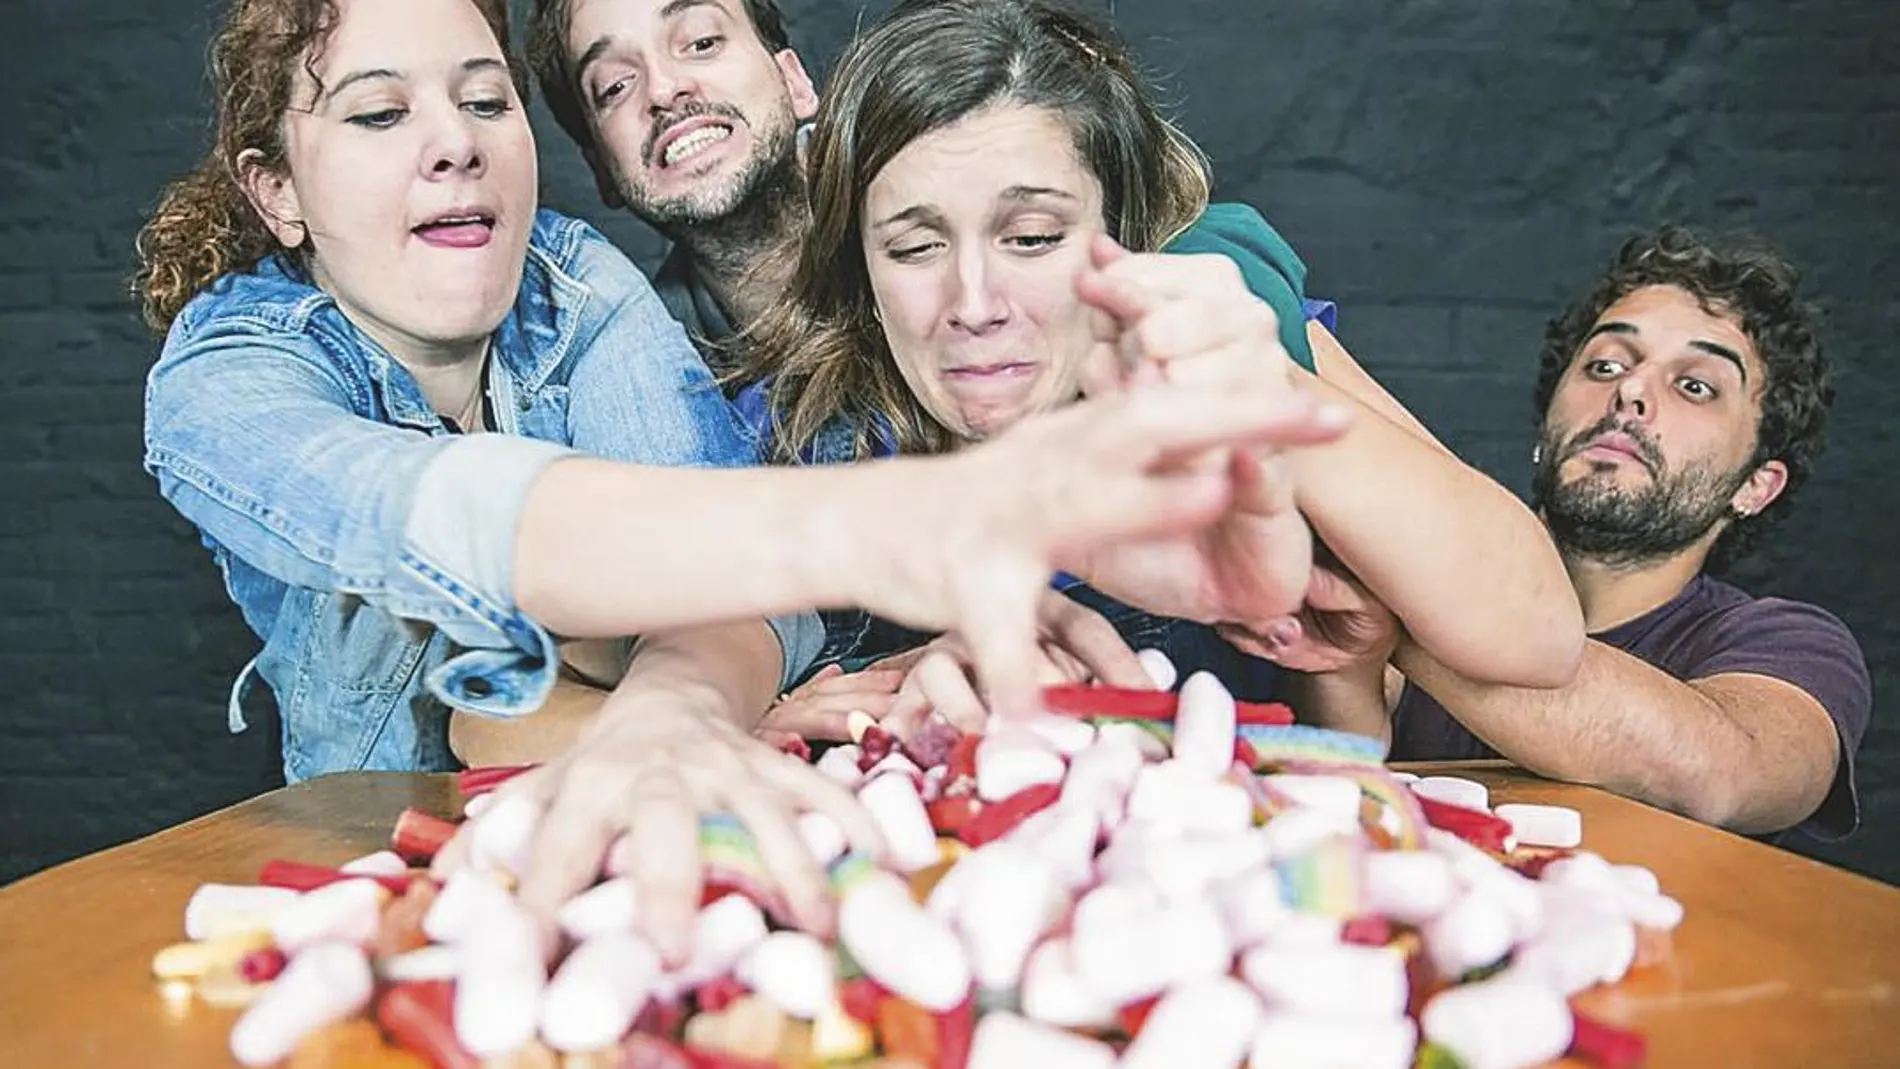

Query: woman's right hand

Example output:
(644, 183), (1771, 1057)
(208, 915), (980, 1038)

(432, 686), (884, 966)
(848, 380), (1348, 720)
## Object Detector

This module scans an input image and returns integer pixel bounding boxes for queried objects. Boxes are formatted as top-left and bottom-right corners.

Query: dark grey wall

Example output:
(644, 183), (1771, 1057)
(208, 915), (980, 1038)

(3, 0), (1894, 883)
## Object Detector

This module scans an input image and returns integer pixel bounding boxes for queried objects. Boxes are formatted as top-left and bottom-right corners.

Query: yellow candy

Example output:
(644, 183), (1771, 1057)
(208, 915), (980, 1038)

(810, 995), (875, 1062)
(194, 961), (263, 1009)
(150, 931), (274, 980)
(684, 995), (787, 1060)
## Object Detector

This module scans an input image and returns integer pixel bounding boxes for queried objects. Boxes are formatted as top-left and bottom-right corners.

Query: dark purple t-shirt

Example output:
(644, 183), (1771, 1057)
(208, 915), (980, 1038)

(1389, 574), (1871, 842)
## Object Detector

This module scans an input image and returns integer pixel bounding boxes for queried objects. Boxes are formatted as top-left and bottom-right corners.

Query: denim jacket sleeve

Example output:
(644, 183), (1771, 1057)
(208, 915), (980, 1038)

(144, 311), (574, 713)
(541, 219), (823, 687)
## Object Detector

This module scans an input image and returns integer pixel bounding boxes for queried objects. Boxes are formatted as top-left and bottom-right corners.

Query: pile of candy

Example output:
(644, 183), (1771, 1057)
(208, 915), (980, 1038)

(154, 665), (1675, 1069)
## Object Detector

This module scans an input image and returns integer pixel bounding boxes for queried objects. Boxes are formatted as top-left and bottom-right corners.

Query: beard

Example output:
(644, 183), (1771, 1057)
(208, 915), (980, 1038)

(1531, 414), (1750, 569)
(613, 98), (801, 233)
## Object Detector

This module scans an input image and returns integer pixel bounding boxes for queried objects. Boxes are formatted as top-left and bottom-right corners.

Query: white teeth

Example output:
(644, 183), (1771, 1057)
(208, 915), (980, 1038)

(662, 125), (732, 166)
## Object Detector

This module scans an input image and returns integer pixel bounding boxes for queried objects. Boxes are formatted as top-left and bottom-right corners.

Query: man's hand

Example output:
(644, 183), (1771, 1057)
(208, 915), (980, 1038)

(1223, 562), (1402, 676)
(754, 663), (908, 742)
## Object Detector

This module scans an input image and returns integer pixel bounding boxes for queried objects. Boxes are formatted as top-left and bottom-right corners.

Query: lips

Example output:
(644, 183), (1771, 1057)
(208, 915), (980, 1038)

(650, 114), (738, 169)
(413, 209), (496, 249)
(1575, 430), (1654, 470)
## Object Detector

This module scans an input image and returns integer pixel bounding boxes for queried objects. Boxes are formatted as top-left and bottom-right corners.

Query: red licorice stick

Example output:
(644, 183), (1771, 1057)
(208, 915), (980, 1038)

(257, 858), (414, 895)
(1341, 914), (1394, 947)
(1234, 701), (1297, 726)
(1415, 795), (1515, 853)
(1569, 1008), (1648, 1069)
(1233, 736), (1260, 770)
(693, 974), (749, 1015)
(839, 977), (886, 1024)
(924, 795), (983, 837)
(935, 996), (976, 1069)
(1039, 684), (1295, 726)
(960, 782), (1061, 848)
(945, 734), (982, 783)
(1507, 848), (1576, 879)
(1117, 993), (1161, 1038)
(773, 734), (812, 762)
(634, 998), (690, 1038)
(236, 946), (286, 983)
(454, 763), (537, 798)
(378, 980), (479, 1069)
(1042, 684), (1177, 720)
(857, 726), (899, 772)
(390, 807), (459, 864)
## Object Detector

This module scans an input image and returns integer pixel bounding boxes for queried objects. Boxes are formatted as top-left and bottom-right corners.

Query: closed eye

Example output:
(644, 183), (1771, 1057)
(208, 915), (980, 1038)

(346, 107), (406, 129)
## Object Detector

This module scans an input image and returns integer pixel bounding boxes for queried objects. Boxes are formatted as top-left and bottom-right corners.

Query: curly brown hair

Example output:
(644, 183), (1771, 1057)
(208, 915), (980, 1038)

(747, 0), (1212, 462)
(527, 0), (794, 199)
(1534, 225), (1832, 571)
(132, 0), (524, 335)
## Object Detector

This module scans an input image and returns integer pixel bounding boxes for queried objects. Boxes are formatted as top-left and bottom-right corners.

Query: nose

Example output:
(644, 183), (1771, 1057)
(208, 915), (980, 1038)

(1612, 370), (1651, 421)
(946, 247), (1008, 335)
(423, 109), (485, 180)
(645, 54), (701, 114)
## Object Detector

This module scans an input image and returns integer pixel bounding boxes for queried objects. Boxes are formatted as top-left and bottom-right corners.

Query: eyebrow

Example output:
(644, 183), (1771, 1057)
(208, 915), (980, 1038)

(1584, 321), (1748, 384)
(323, 57), (509, 103)
(871, 186), (1082, 231)
(575, 0), (725, 82)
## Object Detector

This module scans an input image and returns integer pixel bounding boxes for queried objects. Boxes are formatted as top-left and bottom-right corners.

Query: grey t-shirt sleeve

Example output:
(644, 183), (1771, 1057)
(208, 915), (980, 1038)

(1682, 597), (1872, 840)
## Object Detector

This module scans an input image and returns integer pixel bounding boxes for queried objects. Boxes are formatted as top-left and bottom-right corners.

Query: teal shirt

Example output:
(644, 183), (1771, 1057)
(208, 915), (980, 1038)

(1164, 201), (1318, 371)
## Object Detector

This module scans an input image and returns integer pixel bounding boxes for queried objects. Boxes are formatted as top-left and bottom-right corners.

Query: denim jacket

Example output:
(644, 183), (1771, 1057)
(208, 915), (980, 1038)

(145, 209), (821, 781)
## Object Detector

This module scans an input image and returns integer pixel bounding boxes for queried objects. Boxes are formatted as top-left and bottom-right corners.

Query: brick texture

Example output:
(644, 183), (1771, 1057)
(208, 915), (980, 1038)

(2, 0), (1894, 884)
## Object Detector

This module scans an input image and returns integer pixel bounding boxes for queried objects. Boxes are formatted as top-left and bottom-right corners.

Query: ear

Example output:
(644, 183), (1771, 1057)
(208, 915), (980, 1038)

(774, 48), (820, 121)
(1730, 458), (1789, 519)
(237, 148), (307, 249)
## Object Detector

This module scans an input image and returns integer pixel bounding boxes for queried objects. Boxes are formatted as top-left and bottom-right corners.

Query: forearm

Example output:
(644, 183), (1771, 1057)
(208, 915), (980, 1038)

(449, 674), (610, 766)
(1288, 365), (1582, 687)
(1394, 639), (1822, 832)
(1280, 668), (1393, 752)
(512, 458), (903, 638)
(613, 619), (786, 733)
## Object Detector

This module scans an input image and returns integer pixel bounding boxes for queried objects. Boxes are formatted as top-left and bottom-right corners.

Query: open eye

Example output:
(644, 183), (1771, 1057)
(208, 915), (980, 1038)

(593, 76), (634, 110)
(686, 35), (724, 55)
(1583, 357), (1626, 380)
(1678, 377), (1717, 401)
(462, 97), (512, 119)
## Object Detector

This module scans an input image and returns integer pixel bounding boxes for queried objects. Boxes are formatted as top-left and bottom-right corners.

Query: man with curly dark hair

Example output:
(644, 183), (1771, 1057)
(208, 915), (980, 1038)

(1300, 225), (1870, 842)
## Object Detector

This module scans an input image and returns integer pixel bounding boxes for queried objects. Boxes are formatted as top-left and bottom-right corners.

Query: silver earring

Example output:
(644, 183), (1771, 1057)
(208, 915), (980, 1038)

(1531, 442), (1543, 466)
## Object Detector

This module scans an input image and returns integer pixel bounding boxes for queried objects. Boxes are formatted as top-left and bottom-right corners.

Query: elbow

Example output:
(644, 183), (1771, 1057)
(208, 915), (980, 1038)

(1417, 599), (1585, 691)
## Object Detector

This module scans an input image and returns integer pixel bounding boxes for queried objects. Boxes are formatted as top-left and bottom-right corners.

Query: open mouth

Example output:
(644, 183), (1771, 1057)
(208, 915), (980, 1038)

(656, 122), (734, 169)
(413, 211), (496, 248)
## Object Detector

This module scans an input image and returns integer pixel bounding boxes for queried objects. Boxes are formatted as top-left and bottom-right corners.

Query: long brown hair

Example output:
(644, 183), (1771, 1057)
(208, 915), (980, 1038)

(132, 0), (524, 335)
(746, 0), (1212, 461)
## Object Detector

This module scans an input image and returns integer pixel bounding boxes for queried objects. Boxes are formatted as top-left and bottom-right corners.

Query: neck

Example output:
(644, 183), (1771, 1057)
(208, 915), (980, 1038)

(1563, 540), (1712, 632)
(661, 164), (807, 330)
(387, 335), (490, 419)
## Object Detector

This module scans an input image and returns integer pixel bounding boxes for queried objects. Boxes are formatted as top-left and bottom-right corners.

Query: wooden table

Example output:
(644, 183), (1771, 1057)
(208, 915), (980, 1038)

(2, 763), (1896, 1067)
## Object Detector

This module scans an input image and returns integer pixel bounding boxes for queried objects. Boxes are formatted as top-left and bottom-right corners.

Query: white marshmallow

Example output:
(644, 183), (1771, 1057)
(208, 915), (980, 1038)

(1412, 776), (1490, 811)
(1421, 974), (1574, 1069)
(1173, 671), (1239, 778)
(1072, 898), (1231, 1005)
(183, 883), (299, 940)
(1494, 803), (1583, 849)
(229, 942), (373, 1067)
(815, 744), (866, 787)
(1019, 938), (1117, 1029)
(1248, 1011), (1418, 1069)
(737, 931), (834, 1019)
(557, 877), (640, 941)
(1137, 648), (1179, 690)
(856, 772), (942, 873)
(540, 932), (660, 1052)
(1121, 976), (1262, 1069)
(966, 1011), (1116, 1069)
(270, 878), (384, 954)
(839, 872), (971, 1011)
(976, 728), (1066, 801)
(1263, 774), (1365, 822)
(453, 902), (547, 1058)
(1364, 849), (1457, 925)
(338, 850), (410, 877)
(1241, 943), (1408, 1018)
